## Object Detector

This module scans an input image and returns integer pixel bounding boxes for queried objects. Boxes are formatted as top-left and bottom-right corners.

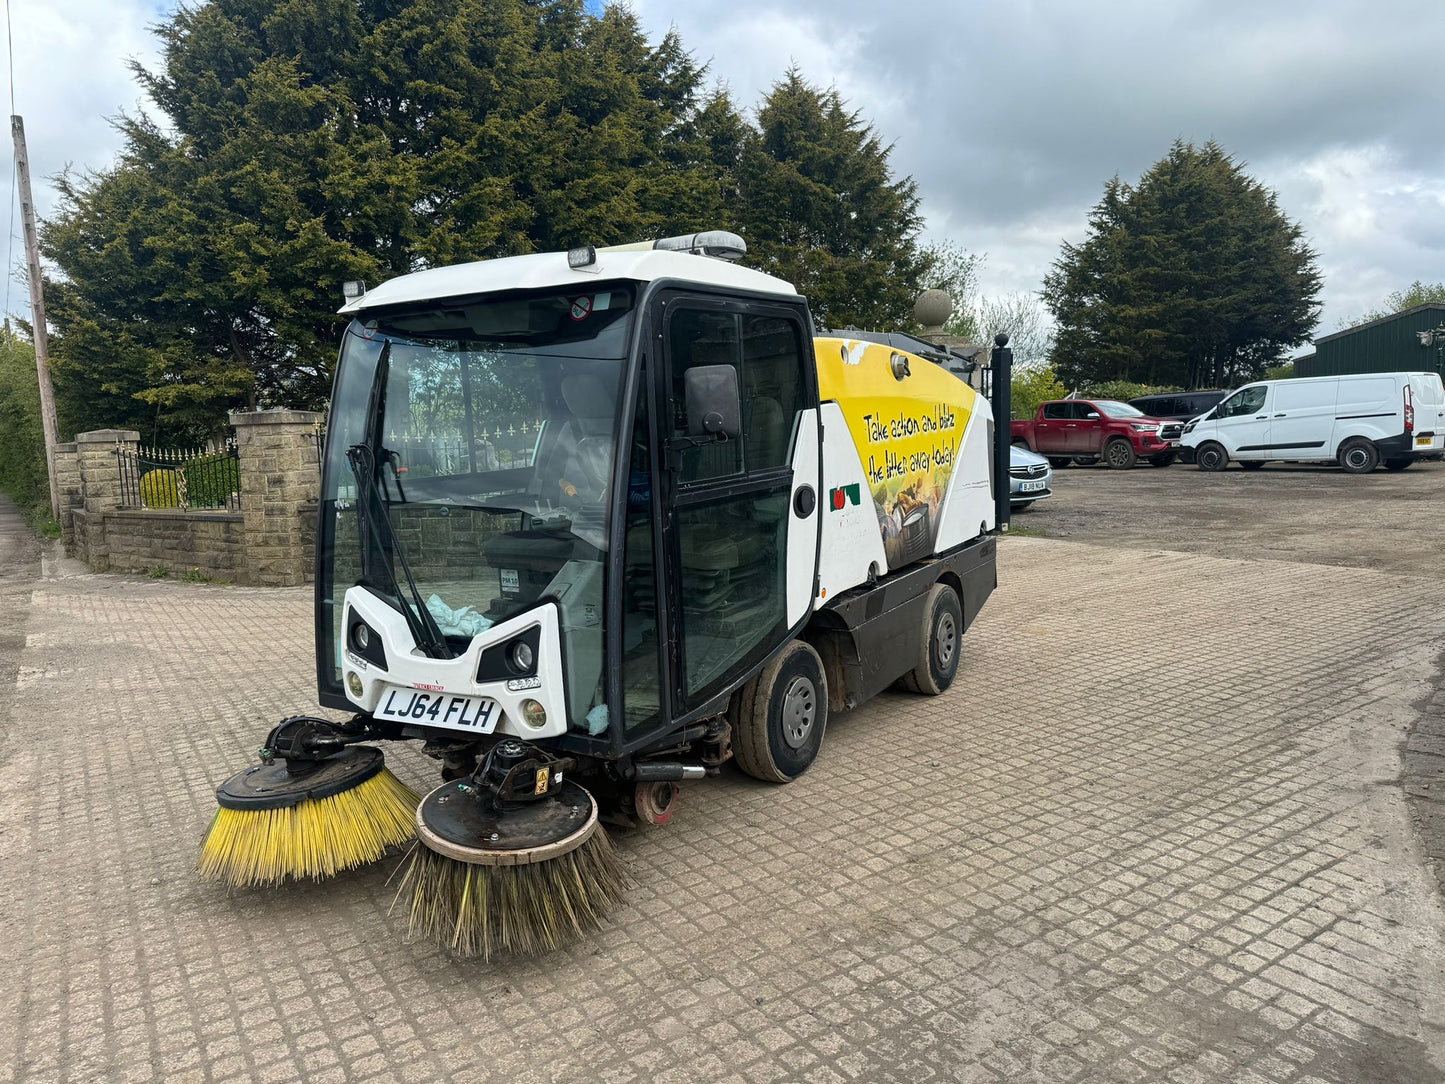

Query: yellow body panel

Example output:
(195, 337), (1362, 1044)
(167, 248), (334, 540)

(814, 336), (983, 568)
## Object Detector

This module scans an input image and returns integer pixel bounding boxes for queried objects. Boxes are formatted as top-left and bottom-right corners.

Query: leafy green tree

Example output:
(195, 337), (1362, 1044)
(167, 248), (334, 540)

(1010, 365), (1066, 421)
(1043, 140), (1321, 391)
(0, 331), (50, 520)
(736, 70), (929, 330)
(43, 0), (724, 442)
(1345, 281), (1445, 327)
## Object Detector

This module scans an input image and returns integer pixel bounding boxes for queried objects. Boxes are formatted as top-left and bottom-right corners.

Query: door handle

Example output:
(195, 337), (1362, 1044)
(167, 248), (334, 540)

(1273, 413), (1286, 418)
(1065, 423), (1077, 428)
(1255, 415), (1267, 419)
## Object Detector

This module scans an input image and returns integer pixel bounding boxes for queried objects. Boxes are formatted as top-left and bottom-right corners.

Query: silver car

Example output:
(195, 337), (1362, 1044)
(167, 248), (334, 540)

(1010, 445), (1053, 510)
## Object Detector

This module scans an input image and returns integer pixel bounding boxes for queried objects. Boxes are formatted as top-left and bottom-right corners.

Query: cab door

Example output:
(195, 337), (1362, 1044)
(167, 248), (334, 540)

(1212, 385), (1271, 457)
(652, 294), (819, 721)
(1070, 402), (1105, 454)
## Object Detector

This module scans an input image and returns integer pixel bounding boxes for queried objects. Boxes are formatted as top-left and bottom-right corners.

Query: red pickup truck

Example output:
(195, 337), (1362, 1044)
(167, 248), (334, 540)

(1011, 399), (1178, 469)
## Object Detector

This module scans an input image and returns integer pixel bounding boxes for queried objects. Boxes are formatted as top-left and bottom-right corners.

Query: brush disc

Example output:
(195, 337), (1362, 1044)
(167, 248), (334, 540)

(414, 778), (599, 865)
(215, 746), (385, 810)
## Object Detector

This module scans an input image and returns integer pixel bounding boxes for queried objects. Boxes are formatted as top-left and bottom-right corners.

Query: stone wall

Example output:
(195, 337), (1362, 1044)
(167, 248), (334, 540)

(63, 411), (321, 586)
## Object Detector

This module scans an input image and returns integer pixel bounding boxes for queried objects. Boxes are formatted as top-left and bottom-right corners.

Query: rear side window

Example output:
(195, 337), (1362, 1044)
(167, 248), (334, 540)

(1273, 381), (1337, 411)
(1042, 402), (1071, 419)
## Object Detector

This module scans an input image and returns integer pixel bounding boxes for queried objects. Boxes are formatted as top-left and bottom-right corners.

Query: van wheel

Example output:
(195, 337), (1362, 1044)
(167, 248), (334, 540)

(1239, 460), (1265, 471)
(896, 584), (963, 696)
(1196, 442), (1228, 471)
(730, 640), (828, 783)
(1338, 438), (1379, 474)
(1103, 438), (1137, 469)
(1383, 458), (1412, 471)
(1047, 457), (1071, 468)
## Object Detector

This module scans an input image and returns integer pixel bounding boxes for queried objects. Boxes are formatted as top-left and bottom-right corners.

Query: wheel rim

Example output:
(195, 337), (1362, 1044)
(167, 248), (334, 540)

(934, 610), (958, 671)
(780, 675), (817, 749)
(1345, 447), (1369, 469)
(1107, 442), (1129, 466)
(1201, 448), (1220, 469)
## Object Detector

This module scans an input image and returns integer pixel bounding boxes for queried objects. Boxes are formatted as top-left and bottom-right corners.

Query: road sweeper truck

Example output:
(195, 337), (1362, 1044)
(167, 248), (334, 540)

(202, 231), (1005, 958)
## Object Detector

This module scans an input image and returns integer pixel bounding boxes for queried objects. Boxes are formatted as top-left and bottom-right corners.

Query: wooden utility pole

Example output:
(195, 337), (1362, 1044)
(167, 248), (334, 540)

(12, 115), (61, 519)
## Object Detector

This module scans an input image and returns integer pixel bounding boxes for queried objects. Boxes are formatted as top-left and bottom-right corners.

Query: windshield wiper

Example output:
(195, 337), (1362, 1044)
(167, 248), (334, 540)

(347, 341), (451, 659)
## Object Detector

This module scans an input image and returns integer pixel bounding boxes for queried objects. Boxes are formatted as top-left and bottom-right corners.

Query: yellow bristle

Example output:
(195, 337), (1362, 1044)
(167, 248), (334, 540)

(199, 768), (420, 888)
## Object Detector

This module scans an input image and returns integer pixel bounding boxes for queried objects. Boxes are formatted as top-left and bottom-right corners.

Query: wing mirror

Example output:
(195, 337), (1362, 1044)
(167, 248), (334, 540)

(1084, 411), (1100, 419)
(683, 365), (741, 439)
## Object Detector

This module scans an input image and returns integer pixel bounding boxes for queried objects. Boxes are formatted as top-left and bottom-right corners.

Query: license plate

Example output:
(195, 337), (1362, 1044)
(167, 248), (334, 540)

(1020, 479), (1046, 493)
(1416, 436), (1432, 447)
(376, 687), (499, 731)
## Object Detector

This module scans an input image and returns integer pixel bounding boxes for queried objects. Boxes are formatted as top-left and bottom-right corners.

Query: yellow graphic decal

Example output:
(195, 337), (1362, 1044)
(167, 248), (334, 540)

(814, 337), (979, 569)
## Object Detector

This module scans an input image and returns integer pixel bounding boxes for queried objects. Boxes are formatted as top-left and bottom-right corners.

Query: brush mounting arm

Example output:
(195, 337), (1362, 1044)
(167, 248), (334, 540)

(259, 715), (382, 773)
(471, 739), (576, 805)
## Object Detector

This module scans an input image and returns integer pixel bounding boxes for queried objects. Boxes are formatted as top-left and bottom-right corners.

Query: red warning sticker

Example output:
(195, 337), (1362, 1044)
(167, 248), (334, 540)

(569, 296), (593, 321)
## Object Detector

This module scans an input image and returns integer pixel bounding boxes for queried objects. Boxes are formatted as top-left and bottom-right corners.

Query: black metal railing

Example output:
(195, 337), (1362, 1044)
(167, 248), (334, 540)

(117, 439), (242, 511)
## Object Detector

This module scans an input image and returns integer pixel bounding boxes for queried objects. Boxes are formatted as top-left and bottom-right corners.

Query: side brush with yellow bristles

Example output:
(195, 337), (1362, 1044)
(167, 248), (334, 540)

(200, 716), (419, 889)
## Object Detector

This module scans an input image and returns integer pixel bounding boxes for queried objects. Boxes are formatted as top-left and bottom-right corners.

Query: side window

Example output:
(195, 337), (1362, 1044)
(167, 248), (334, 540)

(668, 308), (806, 481)
(1076, 402), (1100, 419)
(1042, 402), (1069, 420)
(1219, 386), (1267, 418)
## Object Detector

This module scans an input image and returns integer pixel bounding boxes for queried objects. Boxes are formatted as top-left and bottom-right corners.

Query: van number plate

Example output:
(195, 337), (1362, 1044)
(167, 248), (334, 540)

(376, 687), (498, 731)
(1020, 480), (1046, 493)
(1417, 436), (1432, 447)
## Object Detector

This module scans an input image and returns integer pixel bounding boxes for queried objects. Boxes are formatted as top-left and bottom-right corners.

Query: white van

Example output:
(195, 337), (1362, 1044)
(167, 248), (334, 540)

(1180, 371), (1445, 473)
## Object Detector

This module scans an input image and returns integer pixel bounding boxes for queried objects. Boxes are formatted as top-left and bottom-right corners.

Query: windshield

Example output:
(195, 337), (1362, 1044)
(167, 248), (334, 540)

(1093, 400), (1145, 418)
(319, 283), (637, 731)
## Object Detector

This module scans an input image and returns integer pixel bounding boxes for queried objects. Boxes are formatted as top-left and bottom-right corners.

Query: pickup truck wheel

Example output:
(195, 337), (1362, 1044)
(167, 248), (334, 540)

(1383, 458), (1413, 471)
(729, 640), (828, 783)
(1196, 442), (1228, 471)
(1072, 456), (1097, 466)
(1046, 457), (1072, 469)
(896, 584), (963, 696)
(1103, 438), (1136, 469)
(1147, 452), (1176, 467)
(1338, 437), (1379, 474)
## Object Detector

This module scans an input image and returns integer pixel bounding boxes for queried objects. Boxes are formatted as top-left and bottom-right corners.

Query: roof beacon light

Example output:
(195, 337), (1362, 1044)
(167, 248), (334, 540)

(567, 245), (598, 271)
(651, 231), (747, 262)
(342, 280), (367, 301)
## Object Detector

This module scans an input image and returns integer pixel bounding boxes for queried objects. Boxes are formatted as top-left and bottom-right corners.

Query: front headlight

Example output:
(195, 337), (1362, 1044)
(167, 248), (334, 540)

(1130, 423), (1160, 432)
(1183, 419), (1197, 435)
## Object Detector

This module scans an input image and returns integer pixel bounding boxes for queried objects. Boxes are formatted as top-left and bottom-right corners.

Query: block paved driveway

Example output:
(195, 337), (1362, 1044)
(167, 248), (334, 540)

(2, 530), (1444, 1082)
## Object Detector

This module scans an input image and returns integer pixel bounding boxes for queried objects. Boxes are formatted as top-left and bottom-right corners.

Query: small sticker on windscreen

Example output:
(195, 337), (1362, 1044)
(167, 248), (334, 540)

(569, 296), (592, 320)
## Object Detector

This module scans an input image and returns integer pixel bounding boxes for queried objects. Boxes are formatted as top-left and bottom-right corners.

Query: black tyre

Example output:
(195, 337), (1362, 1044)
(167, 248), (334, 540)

(1239, 460), (1265, 471)
(1072, 456), (1097, 466)
(730, 640), (828, 783)
(1196, 442), (1228, 471)
(1103, 438), (1137, 469)
(1338, 437), (1379, 474)
(1383, 458), (1413, 471)
(1147, 452), (1176, 468)
(896, 584), (963, 697)
(1010, 500), (1033, 513)
(1047, 457), (1072, 469)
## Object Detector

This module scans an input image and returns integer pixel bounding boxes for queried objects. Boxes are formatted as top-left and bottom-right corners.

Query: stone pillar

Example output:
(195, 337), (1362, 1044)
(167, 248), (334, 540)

(231, 410), (322, 587)
(52, 441), (81, 548)
(74, 428), (140, 565)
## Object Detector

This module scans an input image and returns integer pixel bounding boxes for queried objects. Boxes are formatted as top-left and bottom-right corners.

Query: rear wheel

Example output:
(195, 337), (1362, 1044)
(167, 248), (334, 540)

(730, 640), (828, 783)
(1239, 460), (1265, 471)
(1103, 438), (1136, 469)
(1147, 452), (1176, 467)
(1338, 437), (1379, 474)
(1383, 458), (1413, 471)
(1047, 457), (1072, 468)
(1196, 442), (1228, 471)
(896, 584), (963, 696)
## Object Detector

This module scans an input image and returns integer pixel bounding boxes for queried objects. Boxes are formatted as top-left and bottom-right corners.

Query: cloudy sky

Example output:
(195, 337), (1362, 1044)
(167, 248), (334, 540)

(5, 0), (1443, 341)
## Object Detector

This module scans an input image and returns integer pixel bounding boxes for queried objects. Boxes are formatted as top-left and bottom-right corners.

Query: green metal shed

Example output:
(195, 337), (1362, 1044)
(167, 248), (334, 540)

(1298, 303), (1445, 378)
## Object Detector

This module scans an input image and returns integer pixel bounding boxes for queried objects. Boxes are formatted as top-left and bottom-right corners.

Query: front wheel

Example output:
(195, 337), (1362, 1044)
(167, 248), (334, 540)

(1383, 458), (1413, 471)
(1147, 452), (1176, 468)
(1338, 437), (1379, 474)
(896, 584), (963, 696)
(1196, 442), (1229, 471)
(1103, 438), (1137, 469)
(730, 640), (828, 783)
